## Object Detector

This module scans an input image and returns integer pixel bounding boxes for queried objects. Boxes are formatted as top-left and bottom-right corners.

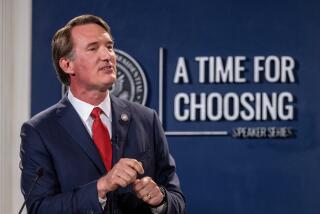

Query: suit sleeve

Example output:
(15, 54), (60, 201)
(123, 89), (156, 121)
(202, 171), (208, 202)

(20, 122), (103, 214)
(152, 111), (186, 214)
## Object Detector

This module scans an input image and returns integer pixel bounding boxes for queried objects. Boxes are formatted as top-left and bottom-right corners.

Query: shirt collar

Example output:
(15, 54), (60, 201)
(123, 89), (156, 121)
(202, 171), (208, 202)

(67, 89), (112, 122)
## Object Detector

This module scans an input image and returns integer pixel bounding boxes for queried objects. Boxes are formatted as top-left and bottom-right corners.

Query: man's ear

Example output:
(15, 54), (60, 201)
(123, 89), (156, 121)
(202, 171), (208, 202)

(59, 57), (75, 75)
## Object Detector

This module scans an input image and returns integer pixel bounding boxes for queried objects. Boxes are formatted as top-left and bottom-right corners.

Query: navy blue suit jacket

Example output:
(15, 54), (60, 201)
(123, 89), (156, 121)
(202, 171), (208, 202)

(20, 95), (185, 214)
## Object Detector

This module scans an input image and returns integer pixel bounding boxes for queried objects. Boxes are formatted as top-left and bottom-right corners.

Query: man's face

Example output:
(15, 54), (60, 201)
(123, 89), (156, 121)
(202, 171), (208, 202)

(68, 23), (117, 92)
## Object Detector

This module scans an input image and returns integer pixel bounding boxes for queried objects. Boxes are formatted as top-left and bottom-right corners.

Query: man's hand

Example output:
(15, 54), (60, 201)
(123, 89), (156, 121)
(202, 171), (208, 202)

(97, 158), (144, 198)
(133, 177), (165, 207)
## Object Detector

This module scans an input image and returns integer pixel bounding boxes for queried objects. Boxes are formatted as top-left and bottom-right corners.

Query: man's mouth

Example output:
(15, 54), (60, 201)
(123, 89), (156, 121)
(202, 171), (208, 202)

(99, 65), (114, 73)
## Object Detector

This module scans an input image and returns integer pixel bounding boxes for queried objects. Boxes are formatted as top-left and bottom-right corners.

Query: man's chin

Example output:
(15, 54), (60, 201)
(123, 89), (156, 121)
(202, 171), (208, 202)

(99, 82), (116, 92)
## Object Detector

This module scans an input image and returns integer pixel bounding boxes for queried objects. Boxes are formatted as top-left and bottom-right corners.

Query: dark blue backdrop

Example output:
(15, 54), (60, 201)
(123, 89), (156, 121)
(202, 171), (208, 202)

(32, 0), (320, 213)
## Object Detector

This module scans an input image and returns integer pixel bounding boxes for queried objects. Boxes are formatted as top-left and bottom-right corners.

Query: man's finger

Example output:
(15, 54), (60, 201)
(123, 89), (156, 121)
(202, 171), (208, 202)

(126, 159), (144, 174)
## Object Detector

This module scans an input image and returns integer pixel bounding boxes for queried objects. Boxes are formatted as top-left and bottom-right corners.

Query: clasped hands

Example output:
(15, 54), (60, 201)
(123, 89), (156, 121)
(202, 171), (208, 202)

(97, 158), (164, 207)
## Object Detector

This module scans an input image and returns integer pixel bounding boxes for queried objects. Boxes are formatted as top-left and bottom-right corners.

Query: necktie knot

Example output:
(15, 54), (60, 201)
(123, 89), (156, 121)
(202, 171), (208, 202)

(91, 107), (102, 119)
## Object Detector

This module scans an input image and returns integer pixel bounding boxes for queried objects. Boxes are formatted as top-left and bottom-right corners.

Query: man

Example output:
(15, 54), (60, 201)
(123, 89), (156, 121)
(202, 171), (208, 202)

(20, 14), (185, 214)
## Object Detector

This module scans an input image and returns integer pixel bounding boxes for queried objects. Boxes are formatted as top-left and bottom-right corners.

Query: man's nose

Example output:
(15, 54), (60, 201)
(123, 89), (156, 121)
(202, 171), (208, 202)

(100, 47), (112, 60)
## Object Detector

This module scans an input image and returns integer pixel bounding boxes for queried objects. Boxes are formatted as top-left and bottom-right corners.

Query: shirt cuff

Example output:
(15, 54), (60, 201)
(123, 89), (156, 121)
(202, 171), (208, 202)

(150, 202), (167, 214)
(98, 196), (107, 209)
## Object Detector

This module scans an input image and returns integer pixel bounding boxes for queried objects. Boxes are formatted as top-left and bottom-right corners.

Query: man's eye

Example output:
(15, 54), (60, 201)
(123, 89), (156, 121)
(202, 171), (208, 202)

(88, 47), (97, 51)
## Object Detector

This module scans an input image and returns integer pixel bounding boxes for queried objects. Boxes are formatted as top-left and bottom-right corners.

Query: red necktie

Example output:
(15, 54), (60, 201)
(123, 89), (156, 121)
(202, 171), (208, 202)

(91, 107), (112, 171)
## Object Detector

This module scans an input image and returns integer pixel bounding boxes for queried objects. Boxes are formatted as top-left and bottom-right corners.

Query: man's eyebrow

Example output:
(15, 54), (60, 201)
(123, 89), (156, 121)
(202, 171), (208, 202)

(106, 40), (114, 45)
(86, 40), (114, 47)
(86, 41), (99, 47)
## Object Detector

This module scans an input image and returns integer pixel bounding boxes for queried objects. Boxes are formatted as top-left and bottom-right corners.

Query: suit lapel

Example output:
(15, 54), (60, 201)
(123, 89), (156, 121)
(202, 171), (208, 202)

(110, 95), (131, 163)
(56, 96), (106, 174)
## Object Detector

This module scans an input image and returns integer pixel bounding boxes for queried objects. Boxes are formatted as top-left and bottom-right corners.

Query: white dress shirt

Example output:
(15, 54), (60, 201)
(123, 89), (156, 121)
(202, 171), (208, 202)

(67, 90), (112, 139)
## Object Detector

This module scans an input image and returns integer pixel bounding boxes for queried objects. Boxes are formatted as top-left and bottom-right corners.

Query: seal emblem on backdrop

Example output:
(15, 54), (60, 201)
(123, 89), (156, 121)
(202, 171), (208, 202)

(110, 49), (148, 105)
